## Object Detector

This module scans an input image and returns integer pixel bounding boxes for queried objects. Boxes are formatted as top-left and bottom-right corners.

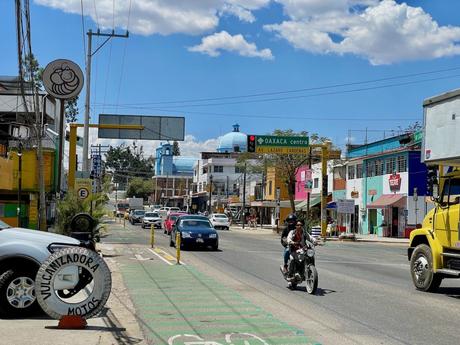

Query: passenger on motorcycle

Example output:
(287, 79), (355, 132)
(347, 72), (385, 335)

(286, 220), (314, 280)
(281, 213), (297, 274)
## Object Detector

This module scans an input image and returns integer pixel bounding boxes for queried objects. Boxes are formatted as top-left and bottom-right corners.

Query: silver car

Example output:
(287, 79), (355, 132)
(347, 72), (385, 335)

(0, 220), (80, 317)
(142, 212), (162, 229)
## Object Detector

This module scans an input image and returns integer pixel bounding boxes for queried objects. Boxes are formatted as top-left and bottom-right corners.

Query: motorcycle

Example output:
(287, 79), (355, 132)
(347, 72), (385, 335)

(280, 240), (318, 294)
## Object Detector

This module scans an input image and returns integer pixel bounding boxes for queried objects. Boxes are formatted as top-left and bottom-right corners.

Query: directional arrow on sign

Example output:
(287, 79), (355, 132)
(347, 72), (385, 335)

(257, 137), (264, 145)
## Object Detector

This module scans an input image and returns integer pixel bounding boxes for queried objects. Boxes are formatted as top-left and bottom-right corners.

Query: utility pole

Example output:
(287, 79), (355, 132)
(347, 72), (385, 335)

(82, 29), (129, 173)
(242, 162), (247, 229)
(306, 146), (312, 221)
(17, 143), (23, 227)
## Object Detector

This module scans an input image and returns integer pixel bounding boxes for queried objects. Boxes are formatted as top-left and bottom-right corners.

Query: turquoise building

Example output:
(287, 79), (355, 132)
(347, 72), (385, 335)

(345, 133), (429, 237)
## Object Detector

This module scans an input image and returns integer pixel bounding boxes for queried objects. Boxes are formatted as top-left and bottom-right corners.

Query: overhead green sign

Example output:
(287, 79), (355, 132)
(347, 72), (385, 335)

(248, 135), (309, 154)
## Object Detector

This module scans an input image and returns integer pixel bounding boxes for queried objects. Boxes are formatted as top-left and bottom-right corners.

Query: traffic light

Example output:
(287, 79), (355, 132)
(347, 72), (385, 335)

(247, 135), (256, 152)
(426, 166), (438, 196)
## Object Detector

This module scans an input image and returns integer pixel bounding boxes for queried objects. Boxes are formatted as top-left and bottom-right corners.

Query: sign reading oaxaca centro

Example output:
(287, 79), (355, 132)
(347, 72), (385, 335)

(247, 135), (309, 154)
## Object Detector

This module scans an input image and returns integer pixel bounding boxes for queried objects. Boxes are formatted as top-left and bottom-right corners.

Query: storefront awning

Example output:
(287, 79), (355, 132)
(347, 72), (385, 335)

(295, 194), (322, 211)
(367, 194), (406, 208)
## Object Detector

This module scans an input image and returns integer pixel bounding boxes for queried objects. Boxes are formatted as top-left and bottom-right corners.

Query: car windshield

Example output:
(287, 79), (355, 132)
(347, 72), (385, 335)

(0, 220), (10, 230)
(145, 212), (158, 217)
(134, 210), (145, 215)
(181, 220), (212, 228)
(214, 214), (228, 219)
(170, 216), (178, 221)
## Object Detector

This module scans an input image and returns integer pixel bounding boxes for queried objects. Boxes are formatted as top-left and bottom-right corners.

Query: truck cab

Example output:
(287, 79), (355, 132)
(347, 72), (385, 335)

(409, 169), (460, 291)
(408, 88), (460, 292)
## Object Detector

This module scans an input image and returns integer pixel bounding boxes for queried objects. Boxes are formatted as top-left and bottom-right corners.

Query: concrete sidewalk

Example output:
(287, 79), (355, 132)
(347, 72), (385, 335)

(229, 225), (409, 244)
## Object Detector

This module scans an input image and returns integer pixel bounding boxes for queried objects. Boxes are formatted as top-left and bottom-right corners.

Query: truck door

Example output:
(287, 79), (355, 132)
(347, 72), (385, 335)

(435, 178), (460, 248)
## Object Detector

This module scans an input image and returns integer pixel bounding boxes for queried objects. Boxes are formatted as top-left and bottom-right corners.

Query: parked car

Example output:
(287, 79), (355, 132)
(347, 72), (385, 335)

(129, 209), (145, 224)
(163, 213), (184, 235)
(170, 216), (219, 250)
(0, 219), (80, 317)
(142, 212), (162, 229)
(209, 213), (230, 230)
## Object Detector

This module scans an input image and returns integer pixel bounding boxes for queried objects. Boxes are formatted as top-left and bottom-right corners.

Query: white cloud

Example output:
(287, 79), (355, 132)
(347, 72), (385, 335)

(188, 31), (274, 59)
(63, 127), (219, 170)
(267, 0), (460, 65)
(35, 0), (269, 36)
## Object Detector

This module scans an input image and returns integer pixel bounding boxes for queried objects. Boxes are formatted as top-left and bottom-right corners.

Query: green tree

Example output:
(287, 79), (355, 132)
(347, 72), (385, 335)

(105, 143), (154, 186)
(172, 141), (180, 156)
(238, 130), (332, 213)
(126, 177), (155, 201)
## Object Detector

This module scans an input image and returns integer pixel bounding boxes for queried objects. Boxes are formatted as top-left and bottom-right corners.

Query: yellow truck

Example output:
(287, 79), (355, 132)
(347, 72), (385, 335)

(408, 89), (460, 291)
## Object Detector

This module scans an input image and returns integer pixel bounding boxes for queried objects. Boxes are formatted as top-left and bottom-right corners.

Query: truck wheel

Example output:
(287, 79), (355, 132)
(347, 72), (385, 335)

(35, 247), (111, 319)
(0, 269), (40, 318)
(410, 244), (442, 292)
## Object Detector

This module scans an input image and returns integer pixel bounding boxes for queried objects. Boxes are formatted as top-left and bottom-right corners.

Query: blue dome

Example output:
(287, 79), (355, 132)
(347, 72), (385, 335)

(217, 124), (247, 153)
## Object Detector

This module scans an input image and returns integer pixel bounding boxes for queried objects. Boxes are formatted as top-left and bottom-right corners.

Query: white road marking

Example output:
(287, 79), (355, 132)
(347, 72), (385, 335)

(147, 248), (176, 266)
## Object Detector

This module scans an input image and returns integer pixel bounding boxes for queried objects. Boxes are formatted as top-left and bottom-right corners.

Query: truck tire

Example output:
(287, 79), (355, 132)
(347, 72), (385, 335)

(35, 247), (111, 319)
(0, 269), (40, 318)
(410, 244), (442, 292)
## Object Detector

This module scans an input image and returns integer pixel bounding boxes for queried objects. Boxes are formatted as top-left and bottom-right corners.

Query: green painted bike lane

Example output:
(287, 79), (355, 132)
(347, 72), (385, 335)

(117, 251), (320, 345)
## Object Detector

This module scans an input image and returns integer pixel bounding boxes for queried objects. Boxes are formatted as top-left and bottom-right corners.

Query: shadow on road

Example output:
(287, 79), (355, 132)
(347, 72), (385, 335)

(436, 287), (460, 299)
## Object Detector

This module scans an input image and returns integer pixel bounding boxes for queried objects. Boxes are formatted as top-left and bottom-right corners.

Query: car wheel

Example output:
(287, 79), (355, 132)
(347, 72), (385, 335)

(410, 244), (442, 292)
(0, 269), (40, 318)
(212, 244), (218, 251)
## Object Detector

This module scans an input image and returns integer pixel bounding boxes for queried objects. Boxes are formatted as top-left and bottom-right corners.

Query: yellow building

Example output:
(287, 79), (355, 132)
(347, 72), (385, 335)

(0, 149), (56, 228)
(264, 167), (293, 223)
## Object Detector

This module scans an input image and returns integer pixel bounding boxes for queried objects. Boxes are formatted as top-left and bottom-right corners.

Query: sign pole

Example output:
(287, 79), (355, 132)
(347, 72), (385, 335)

(321, 144), (329, 238)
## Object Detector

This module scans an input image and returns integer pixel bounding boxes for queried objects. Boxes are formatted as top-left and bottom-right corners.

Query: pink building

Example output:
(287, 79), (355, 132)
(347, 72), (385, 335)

(295, 165), (312, 200)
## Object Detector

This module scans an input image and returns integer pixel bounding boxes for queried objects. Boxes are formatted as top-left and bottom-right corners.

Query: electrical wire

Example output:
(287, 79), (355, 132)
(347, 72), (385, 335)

(115, 0), (132, 114)
(80, 0), (86, 60)
(93, 0), (100, 28)
(104, 65), (460, 107)
(111, 73), (460, 109)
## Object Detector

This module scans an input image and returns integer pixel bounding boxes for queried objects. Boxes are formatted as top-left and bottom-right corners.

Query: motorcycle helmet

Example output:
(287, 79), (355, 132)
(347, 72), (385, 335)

(285, 213), (297, 230)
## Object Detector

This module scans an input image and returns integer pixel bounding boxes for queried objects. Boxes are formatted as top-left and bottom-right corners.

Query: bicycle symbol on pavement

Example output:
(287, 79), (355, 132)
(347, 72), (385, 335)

(168, 333), (269, 345)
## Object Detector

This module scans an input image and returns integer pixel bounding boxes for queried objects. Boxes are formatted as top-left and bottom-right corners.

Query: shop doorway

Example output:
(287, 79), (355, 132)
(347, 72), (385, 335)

(368, 209), (377, 235)
(391, 207), (399, 237)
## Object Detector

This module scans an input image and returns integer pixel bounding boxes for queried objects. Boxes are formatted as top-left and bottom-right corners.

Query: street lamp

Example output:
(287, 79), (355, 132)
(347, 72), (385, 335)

(208, 174), (213, 214)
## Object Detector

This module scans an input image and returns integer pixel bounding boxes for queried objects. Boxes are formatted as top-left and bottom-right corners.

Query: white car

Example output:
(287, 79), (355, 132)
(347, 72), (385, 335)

(209, 213), (230, 230)
(142, 212), (162, 229)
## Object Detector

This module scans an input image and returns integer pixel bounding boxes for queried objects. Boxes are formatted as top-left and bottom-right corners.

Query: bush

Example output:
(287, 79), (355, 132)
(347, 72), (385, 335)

(56, 191), (107, 236)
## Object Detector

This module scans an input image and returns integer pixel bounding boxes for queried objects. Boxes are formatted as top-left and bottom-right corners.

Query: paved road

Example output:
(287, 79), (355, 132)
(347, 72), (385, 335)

(103, 220), (460, 345)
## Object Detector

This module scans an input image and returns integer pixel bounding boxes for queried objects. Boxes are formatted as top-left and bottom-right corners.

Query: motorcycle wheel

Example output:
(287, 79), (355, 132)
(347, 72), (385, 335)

(305, 265), (318, 295)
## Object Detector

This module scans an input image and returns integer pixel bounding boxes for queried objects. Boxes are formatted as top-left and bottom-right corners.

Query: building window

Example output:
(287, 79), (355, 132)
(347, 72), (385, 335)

(202, 167), (207, 174)
(356, 164), (363, 178)
(397, 155), (407, 172)
(386, 157), (396, 174)
(235, 166), (243, 173)
(268, 180), (273, 195)
(214, 165), (223, 173)
(366, 161), (375, 177)
(375, 159), (384, 176)
(348, 165), (355, 180)
(314, 178), (319, 188)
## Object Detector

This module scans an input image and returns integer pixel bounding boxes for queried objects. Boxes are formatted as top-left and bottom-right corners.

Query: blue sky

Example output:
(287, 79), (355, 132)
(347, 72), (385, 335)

(2, 0), (460, 156)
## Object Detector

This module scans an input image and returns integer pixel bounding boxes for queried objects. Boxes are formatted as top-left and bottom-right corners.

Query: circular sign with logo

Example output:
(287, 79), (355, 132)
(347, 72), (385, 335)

(78, 188), (89, 199)
(42, 59), (84, 99)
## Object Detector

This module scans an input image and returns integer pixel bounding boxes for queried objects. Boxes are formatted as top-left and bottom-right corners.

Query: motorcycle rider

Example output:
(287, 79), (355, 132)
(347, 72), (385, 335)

(286, 220), (315, 280)
(281, 214), (298, 274)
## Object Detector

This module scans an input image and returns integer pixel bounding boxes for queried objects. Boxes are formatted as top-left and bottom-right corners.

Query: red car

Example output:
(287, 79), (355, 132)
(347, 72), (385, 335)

(163, 212), (186, 234)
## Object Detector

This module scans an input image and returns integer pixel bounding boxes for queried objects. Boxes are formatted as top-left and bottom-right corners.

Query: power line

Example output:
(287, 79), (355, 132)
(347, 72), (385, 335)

(115, 0), (132, 114)
(120, 73), (460, 109)
(93, 103), (420, 122)
(105, 65), (460, 107)
(80, 0), (86, 59)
